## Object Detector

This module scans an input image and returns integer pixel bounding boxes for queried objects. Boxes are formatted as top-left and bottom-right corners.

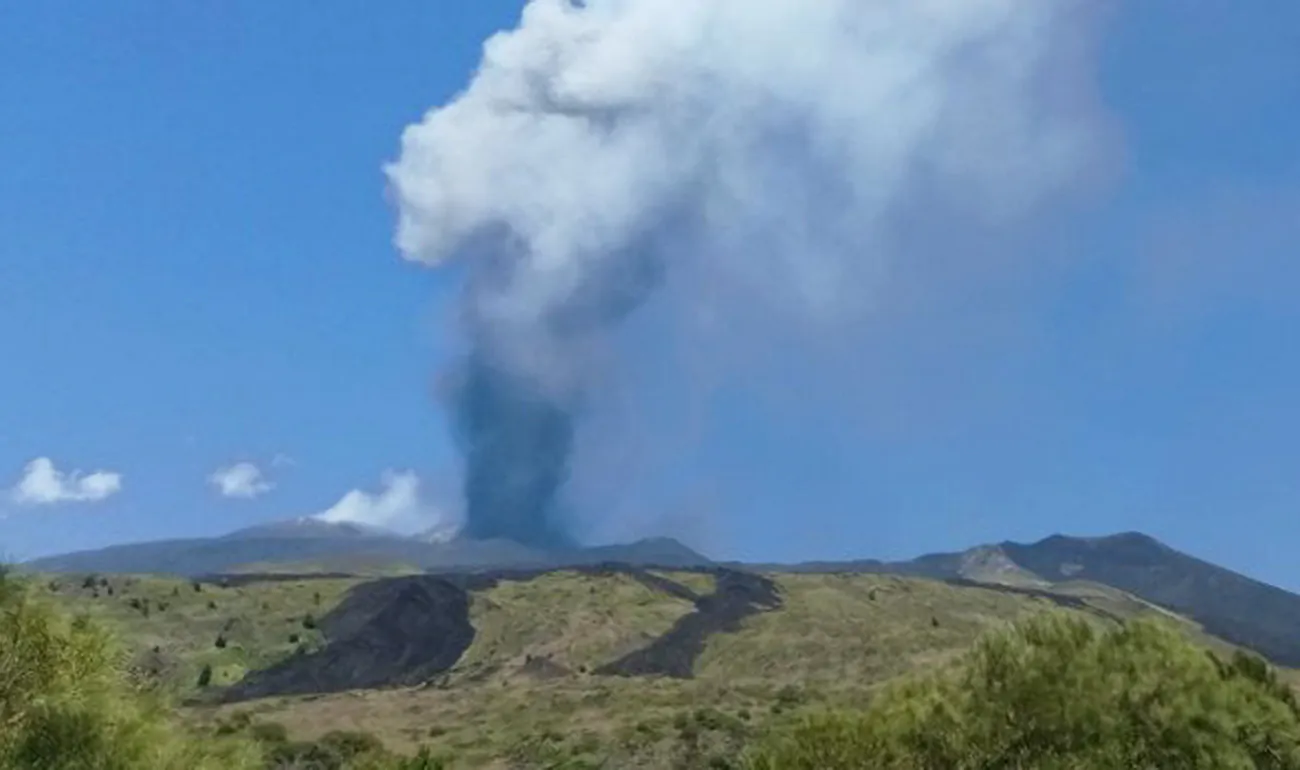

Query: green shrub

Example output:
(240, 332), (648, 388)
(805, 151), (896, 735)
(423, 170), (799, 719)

(382, 748), (447, 770)
(745, 613), (1300, 770)
(319, 730), (386, 761)
(0, 568), (261, 769)
(247, 727), (419, 770)
(266, 739), (345, 769)
(1213, 648), (1300, 715)
(249, 721), (290, 746)
(214, 711), (254, 736)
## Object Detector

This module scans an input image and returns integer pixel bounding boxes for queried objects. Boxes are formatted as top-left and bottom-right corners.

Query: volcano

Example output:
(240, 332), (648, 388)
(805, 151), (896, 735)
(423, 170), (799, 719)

(21, 520), (713, 577)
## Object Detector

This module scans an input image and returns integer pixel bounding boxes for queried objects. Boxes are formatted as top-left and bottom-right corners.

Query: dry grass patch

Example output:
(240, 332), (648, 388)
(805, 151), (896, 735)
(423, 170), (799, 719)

(694, 573), (1076, 689)
(453, 571), (697, 679)
(196, 675), (764, 768)
(651, 570), (716, 596)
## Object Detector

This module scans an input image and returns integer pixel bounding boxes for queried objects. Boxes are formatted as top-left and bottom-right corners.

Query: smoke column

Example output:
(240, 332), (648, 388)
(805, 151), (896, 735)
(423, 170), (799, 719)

(385, 0), (1109, 548)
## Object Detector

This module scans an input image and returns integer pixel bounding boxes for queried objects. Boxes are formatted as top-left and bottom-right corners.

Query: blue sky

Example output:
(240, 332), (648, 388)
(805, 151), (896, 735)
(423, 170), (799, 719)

(2, 2), (1299, 587)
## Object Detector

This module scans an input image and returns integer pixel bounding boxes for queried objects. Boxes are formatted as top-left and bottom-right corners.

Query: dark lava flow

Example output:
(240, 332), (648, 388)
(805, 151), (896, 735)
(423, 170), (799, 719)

(214, 565), (781, 702)
(597, 569), (782, 679)
(218, 576), (474, 702)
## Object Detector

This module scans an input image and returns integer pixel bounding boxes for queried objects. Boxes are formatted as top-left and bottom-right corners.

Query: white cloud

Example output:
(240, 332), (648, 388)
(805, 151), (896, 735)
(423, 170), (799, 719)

(313, 470), (459, 537)
(9, 457), (123, 506)
(208, 462), (275, 499)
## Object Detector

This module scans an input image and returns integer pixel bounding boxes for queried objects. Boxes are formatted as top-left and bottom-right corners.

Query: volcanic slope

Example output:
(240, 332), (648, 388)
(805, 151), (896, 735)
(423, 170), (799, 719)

(796, 532), (1300, 668)
(36, 572), (364, 695)
(34, 562), (1277, 768)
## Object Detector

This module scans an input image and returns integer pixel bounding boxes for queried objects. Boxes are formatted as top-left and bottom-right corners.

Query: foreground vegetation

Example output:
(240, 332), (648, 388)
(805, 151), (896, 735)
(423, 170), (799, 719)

(744, 615), (1300, 769)
(0, 568), (441, 769)
(0, 568), (259, 769)
(9, 564), (1300, 768)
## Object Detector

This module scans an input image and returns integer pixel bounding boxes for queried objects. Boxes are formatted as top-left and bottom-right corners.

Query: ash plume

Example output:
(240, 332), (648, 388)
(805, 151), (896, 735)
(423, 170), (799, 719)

(385, 0), (1110, 549)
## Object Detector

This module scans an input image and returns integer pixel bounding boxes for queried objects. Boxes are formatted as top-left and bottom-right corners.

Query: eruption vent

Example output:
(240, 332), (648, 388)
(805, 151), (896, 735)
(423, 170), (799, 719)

(386, 0), (1107, 548)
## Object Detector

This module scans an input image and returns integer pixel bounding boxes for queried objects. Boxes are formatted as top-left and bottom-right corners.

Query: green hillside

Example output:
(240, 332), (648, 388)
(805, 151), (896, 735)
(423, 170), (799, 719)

(29, 565), (1283, 768)
(38, 573), (362, 695)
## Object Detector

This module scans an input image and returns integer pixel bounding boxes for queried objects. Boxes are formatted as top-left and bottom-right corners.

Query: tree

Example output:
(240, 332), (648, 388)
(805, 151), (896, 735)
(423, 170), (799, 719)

(745, 612), (1300, 770)
(0, 568), (260, 769)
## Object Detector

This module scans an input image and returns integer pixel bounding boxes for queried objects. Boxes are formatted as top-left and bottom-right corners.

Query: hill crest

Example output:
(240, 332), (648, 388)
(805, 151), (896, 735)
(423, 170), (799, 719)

(23, 520), (713, 576)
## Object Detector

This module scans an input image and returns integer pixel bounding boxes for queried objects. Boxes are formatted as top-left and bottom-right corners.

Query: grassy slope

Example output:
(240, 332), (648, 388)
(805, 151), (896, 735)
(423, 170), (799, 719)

(650, 570), (716, 596)
(38, 573), (360, 694)
(452, 570), (698, 681)
(696, 573), (1051, 692)
(227, 557), (424, 577)
(205, 572), (1237, 767)
(34, 568), (1276, 768)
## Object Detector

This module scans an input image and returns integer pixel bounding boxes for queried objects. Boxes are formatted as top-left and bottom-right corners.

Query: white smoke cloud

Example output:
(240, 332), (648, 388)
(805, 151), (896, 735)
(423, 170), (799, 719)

(388, 0), (1103, 329)
(208, 462), (274, 499)
(9, 457), (123, 506)
(385, 0), (1113, 544)
(313, 470), (460, 537)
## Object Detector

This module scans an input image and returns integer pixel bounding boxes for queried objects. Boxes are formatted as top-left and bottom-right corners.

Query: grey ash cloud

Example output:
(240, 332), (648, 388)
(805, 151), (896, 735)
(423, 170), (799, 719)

(385, 0), (1111, 549)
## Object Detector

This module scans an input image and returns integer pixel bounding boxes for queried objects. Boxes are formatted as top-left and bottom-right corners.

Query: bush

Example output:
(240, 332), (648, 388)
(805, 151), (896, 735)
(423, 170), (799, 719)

(319, 730), (386, 761)
(267, 739), (346, 769)
(242, 724), (426, 770)
(249, 721), (290, 746)
(0, 568), (261, 769)
(348, 748), (446, 770)
(391, 748), (447, 769)
(744, 613), (1300, 770)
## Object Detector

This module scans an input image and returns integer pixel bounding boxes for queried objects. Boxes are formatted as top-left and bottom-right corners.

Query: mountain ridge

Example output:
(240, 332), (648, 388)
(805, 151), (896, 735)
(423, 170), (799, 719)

(781, 531), (1300, 668)
(25, 525), (1300, 667)
(22, 519), (714, 576)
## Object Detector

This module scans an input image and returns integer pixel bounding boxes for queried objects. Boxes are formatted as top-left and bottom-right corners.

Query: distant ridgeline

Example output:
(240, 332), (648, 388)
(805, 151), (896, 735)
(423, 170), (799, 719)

(25, 523), (1300, 671)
